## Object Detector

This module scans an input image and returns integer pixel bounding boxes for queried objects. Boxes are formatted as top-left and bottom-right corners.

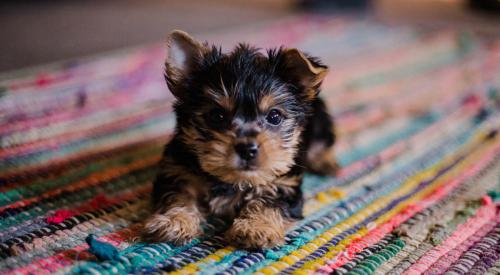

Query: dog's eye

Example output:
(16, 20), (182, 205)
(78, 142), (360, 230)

(266, 109), (282, 126)
(208, 109), (226, 124)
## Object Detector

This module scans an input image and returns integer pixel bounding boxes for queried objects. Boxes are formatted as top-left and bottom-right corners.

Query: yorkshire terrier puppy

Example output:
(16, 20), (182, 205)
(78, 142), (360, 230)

(142, 30), (337, 249)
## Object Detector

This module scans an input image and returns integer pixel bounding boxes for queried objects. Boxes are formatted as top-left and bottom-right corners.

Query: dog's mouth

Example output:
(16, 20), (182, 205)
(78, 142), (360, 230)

(237, 159), (258, 171)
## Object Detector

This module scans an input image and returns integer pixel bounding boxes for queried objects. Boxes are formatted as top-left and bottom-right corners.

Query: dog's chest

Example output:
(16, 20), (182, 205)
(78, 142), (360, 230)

(205, 181), (299, 220)
(208, 184), (248, 218)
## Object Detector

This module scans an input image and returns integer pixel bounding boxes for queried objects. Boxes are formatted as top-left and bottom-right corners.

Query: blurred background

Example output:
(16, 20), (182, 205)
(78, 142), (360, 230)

(0, 0), (499, 73)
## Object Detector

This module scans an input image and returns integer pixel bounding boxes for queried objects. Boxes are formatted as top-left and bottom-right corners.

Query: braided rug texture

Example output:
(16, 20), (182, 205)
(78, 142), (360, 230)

(1, 16), (499, 275)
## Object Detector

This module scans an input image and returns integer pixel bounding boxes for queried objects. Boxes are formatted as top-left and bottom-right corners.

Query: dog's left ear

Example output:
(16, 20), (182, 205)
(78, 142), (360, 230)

(165, 30), (206, 92)
(282, 48), (328, 98)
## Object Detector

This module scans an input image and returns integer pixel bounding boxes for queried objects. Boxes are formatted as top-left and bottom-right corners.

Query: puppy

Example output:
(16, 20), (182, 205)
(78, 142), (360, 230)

(142, 30), (338, 249)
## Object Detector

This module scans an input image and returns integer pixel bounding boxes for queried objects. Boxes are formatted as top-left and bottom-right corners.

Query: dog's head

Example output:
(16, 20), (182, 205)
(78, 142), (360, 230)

(165, 30), (328, 187)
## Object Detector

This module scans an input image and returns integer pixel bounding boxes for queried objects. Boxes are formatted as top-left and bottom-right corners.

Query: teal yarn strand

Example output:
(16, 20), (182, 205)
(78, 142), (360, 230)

(85, 234), (120, 261)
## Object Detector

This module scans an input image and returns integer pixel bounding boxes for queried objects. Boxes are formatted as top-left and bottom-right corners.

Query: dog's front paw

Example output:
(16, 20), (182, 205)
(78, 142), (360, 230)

(142, 208), (202, 245)
(225, 217), (286, 249)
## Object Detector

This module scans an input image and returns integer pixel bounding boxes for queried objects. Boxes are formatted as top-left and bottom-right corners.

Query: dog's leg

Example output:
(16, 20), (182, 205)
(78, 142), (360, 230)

(304, 97), (339, 175)
(142, 172), (206, 245)
(225, 200), (291, 249)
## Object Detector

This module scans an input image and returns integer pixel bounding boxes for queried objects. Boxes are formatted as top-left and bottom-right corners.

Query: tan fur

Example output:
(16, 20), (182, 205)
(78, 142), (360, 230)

(283, 48), (328, 93)
(205, 84), (233, 111)
(142, 156), (208, 244)
(259, 94), (277, 113)
(158, 157), (210, 200)
(200, 130), (299, 187)
(306, 141), (339, 176)
(304, 87), (320, 101)
(189, 122), (302, 189)
(165, 30), (208, 87)
(273, 175), (302, 187)
(225, 201), (291, 249)
(144, 161), (299, 246)
(208, 180), (298, 220)
(209, 191), (244, 218)
(142, 203), (204, 245)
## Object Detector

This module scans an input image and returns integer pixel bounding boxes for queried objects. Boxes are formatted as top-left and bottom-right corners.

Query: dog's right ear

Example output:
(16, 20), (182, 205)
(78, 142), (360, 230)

(165, 30), (206, 90)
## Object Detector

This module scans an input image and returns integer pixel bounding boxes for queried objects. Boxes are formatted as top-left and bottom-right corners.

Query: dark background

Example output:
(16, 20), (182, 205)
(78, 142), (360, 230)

(0, 0), (498, 73)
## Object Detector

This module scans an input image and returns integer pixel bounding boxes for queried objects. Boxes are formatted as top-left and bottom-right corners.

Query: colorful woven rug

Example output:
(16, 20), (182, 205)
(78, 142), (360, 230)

(1, 15), (499, 275)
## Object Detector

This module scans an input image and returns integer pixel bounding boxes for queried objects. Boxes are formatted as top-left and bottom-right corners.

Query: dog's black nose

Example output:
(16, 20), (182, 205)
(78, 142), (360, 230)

(235, 142), (259, 161)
